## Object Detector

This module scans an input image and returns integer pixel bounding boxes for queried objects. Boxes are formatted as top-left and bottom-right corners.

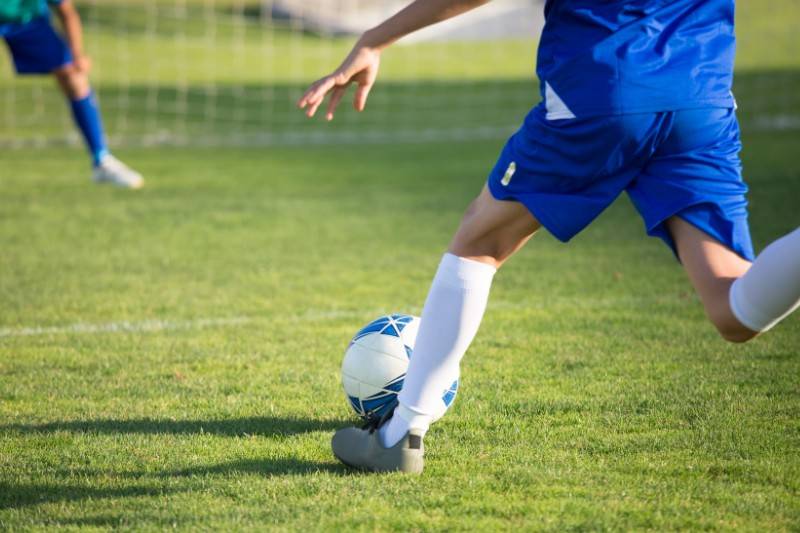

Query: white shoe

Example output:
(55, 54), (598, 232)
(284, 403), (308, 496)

(92, 155), (144, 189)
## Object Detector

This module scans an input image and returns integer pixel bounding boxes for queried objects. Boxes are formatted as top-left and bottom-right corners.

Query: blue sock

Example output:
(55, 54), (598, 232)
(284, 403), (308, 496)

(69, 91), (108, 166)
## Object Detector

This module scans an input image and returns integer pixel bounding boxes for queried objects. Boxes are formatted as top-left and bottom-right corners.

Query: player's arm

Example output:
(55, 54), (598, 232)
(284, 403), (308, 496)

(52, 0), (91, 73)
(297, 0), (490, 121)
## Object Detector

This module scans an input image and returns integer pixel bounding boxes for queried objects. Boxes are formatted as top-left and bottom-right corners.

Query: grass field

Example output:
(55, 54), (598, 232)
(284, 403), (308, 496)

(2, 1), (800, 531)
(2, 132), (799, 529)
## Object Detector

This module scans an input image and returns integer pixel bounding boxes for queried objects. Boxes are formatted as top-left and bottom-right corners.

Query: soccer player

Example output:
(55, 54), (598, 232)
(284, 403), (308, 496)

(298, 0), (800, 473)
(1, 0), (143, 188)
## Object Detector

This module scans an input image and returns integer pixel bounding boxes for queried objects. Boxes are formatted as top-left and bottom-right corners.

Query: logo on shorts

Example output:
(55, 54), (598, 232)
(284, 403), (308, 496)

(501, 162), (516, 186)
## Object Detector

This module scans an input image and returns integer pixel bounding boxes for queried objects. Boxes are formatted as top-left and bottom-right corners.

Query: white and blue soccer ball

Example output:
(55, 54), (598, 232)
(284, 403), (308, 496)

(341, 313), (458, 421)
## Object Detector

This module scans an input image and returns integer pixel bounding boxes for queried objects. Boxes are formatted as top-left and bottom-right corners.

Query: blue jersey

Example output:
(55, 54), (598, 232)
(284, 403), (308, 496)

(0, 0), (62, 35)
(537, 0), (736, 119)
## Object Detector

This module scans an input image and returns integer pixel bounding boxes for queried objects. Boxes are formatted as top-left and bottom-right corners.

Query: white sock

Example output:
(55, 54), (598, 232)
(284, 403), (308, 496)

(729, 227), (800, 332)
(380, 253), (496, 447)
(380, 403), (434, 449)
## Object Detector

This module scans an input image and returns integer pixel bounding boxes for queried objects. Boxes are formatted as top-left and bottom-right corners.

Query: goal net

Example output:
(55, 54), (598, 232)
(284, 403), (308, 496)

(1, 0), (797, 149)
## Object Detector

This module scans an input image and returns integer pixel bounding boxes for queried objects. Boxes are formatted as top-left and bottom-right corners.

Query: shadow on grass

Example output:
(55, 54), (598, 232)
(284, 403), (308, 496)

(165, 457), (347, 478)
(0, 456), (349, 510)
(0, 416), (344, 437)
(1, 417), (361, 511)
(0, 481), (178, 510)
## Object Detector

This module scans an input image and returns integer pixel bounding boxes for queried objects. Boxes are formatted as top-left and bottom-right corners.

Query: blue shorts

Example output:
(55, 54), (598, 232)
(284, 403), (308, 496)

(2, 17), (72, 74)
(488, 105), (754, 261)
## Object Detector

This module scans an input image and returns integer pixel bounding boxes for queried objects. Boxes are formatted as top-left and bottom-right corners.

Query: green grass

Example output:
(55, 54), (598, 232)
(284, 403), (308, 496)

(1, 1), (800, 530)
(1, 127), (799, 529)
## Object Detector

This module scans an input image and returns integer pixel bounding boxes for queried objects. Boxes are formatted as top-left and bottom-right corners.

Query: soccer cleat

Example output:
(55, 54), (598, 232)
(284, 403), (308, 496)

(92, 154), (144, 189)
(332, 426), (425, 474)
(331, 406), (425, 474)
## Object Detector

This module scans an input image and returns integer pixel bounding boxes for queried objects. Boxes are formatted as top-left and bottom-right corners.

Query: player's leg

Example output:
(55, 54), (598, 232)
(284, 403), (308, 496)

(669, 218), (800, 341)
(378, 186), (540, 448)
(8, 13), (144, 189)
(5, 17), (142, 187)
(5, 15), (105, 167)
(53, 63), (144, 189)
(53, 63), (107, 165)
(332, 187), (539, 472)
(630, 107), (800, 342)
(667, 217), (754, 342)
(379, 113), (663, 451)
(450, 184), (542, 268)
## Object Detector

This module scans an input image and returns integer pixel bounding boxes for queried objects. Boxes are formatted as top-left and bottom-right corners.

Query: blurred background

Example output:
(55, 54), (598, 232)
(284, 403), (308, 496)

(1, 0), (798, 148)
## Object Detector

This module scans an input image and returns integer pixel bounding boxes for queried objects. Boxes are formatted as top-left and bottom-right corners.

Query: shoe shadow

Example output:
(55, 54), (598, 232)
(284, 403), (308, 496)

(163, 457), (348, 478)
(0, 416), (344, 437)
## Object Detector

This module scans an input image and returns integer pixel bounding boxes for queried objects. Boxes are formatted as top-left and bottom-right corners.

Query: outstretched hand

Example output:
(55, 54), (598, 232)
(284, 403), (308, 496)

(297, 43), (381, 121)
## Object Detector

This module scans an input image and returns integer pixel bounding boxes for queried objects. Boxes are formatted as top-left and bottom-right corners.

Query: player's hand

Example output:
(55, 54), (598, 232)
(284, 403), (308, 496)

(73, 54), (92, 74)
(297, 42), (381, 121)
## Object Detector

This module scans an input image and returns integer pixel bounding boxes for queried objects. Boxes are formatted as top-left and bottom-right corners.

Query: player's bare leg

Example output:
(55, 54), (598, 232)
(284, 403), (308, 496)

(54, 63), (90, 100)
(668, 217), (755, 342)
(669, 217), (800, 342)
(449, 185), (542, 268)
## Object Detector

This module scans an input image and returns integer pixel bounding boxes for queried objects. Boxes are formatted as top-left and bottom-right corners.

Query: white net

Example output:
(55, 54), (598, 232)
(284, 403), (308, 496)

(0, 0), (797, 149)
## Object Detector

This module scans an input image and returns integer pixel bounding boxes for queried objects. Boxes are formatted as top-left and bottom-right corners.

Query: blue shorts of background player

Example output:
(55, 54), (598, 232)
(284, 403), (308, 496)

(2, 16), (72, 74)
(487, 105), (754, 262)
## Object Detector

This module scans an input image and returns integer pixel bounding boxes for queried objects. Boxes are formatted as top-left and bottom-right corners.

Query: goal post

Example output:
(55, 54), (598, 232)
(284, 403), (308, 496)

(0, 0), (797, 149)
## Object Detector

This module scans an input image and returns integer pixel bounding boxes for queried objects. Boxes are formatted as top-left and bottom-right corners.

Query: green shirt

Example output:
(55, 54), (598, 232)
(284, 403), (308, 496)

(0, 0), (61, 26)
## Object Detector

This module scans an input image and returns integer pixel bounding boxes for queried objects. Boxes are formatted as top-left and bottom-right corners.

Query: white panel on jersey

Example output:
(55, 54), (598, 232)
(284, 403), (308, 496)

(545, 82), (577, 120)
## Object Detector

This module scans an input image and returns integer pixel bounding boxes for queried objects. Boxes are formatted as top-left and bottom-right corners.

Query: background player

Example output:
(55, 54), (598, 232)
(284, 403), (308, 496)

(299, 0), (800, 473)
(1, 0), (143, 189)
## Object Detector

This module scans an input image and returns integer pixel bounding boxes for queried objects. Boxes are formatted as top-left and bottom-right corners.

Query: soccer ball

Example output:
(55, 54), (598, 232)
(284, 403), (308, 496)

(341, 313), (458, 421)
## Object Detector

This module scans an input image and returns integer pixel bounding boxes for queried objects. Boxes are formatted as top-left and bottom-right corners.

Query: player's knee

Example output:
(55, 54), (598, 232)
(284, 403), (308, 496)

(53, 66), (90, 99)
(449, 228), (507, 269)
(449, 188), (538, 268)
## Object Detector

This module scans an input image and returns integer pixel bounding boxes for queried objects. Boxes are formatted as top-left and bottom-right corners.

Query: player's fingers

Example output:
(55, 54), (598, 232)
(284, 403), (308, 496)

(304, 84), (332, 118)
(297, 76), (334, 110)
(297, 83), (322, 110)
(354, 83), (373, 112)
(306, 97), (325, 119)
(326, 86), (347, 121)
(297, 79), (323, 108)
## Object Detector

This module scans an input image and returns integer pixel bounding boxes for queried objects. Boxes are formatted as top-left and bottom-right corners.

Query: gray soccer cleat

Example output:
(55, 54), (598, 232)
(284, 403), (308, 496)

(92, 154), (144, 189)
(332, 408), (425, 474)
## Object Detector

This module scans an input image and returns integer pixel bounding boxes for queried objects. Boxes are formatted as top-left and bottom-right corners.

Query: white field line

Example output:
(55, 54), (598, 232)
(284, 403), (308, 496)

(0, 317), (254, 339)
(5, 114), (798, 150)
(0, 310), (380, 339)
(752, 114), (800, 131)
(0, 296), (674, 339)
